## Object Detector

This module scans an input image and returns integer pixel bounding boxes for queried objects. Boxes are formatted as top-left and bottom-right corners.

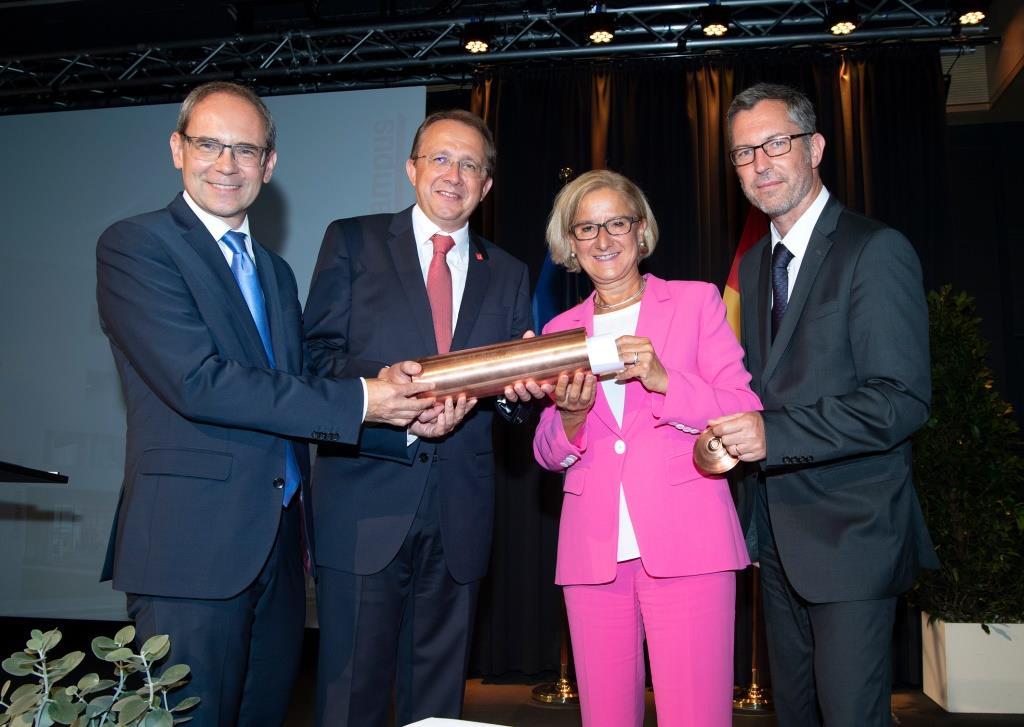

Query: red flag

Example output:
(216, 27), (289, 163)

(723, 207), (769, 339)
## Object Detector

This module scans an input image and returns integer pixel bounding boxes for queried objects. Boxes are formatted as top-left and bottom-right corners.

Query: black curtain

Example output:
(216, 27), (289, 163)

(467, 47), (949, 685)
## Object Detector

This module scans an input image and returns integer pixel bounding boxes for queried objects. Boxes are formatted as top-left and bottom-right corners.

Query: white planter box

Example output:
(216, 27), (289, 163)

(921, 612), (1024, 713)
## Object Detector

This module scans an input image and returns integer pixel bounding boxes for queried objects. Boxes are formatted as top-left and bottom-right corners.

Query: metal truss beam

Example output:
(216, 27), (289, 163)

(0, 0), (991, 114)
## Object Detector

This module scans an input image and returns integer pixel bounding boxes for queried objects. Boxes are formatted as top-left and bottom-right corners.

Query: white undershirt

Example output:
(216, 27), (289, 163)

(592, 301), (642, 562)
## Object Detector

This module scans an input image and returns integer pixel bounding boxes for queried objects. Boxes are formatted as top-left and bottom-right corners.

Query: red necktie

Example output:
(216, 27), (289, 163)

(427, 233), (455, 354)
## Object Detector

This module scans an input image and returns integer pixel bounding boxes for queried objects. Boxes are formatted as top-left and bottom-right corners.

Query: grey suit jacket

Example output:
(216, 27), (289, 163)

(738, 194), (939, 603)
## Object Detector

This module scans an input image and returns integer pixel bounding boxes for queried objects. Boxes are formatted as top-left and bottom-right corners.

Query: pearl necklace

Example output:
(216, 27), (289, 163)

(594, 277), (646, 311)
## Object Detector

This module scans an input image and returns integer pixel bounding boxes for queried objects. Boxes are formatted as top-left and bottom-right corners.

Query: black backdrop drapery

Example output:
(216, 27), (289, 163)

(462, 46), (949, 686)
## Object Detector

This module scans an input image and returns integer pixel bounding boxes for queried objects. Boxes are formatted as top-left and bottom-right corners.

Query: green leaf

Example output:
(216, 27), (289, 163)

(6, 689), (43, 717)
(156, 664), (189, 687)
(169, 696), (199, 713)
(76, 673), (99, 691)
(82, 679), (116, 696)
(139, 709), (173, 727)
(114, 626), (135, 648)
(85, 694), (115, 719)
(113, 695), (148, 725)
(140, 636), (169, 662)
(2, 657), (34, 677)
(47, 698), (81, 724)
(9, 683), (42, 702)
(103, 648), (135, 663)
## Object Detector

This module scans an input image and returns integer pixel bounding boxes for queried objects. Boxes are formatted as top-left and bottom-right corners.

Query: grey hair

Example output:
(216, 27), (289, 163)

(726, 82), (817, 144)
(176, 82), (277, 151)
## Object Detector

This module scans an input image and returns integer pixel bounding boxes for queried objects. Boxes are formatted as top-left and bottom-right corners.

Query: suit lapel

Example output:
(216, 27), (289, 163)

(253, 243), (295, 373)
(620, 276), (670, 435)
(565, 298), (621, 435)
(761, 199), (840, 384)
(386, 210), (438, 355)
(172, 197), (270, 366)
(451, 235), (490, 352)
(755, 240), (772, 370)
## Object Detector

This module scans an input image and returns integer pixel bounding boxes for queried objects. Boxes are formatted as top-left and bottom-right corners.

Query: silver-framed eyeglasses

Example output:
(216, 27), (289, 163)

(412, 154), (488, 179)
(571, 216), (641, 241)
(729, 132), (814, 167)
(180, 134), (269, 167)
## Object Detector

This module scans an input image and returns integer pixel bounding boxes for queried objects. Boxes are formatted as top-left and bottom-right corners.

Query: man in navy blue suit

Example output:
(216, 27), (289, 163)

(304, 110), (545, 726)
(96, 82), (440, 727)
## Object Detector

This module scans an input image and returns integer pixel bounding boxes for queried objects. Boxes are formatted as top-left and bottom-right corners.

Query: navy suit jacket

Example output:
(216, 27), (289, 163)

(738, 195), (938, 603)
(303, 207), (532, 584)
(97, 194), (365, 599)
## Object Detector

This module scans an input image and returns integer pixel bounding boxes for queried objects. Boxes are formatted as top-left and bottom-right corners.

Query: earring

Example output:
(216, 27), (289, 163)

(639, 242), (647, 251)
(570, 251), (577, 258)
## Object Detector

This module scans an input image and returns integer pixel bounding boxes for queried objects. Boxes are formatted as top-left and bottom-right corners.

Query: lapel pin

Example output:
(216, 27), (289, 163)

(475, 251), (484, 261)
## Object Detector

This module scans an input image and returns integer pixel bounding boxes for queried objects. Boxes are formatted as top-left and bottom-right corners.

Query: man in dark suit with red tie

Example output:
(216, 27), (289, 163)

(709, 83), (938, 726)
(96, 82), (436, 727)
(304, 109), (543, 726)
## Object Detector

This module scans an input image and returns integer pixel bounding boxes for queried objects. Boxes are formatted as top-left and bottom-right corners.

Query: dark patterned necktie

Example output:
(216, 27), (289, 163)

(771, 242), (795, 342)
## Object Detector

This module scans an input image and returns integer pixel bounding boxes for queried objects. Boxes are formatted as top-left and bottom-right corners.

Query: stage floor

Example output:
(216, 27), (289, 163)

(284, 678), (1024, 726)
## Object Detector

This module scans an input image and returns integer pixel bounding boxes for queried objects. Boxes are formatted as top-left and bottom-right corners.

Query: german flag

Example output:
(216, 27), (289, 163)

(724, 207), (769, 339)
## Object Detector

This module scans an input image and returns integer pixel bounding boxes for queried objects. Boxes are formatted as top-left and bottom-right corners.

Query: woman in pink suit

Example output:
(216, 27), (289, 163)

(533, 170), (761, 727)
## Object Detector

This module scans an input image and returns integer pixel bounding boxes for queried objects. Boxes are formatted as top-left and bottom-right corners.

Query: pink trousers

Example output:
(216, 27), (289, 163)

(563, 560), (736, 727)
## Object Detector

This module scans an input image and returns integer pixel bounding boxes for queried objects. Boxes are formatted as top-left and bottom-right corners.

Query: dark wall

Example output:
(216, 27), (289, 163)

(942, 122), (1024, 426)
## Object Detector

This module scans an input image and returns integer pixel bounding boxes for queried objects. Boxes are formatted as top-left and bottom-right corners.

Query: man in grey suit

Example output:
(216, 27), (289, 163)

(709, 83), (938, 726)
(96, 81), (437, 727)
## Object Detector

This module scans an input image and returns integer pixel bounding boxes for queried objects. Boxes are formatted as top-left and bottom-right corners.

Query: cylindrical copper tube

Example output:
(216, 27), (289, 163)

(414, 328), (592, 399)
(693, 427), (740, 475)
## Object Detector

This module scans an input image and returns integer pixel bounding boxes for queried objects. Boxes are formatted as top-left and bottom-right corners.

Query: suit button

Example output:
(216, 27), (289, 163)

(614, 440), (626, 455)
(418, 453), (429, 463)
(272, 477), (285, 489)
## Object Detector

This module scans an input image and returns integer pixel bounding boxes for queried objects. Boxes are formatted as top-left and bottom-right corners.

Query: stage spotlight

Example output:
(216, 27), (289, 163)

(700, 3), (731, 37)
(953, 0), (987, 25)
(585, 12), (616, 44)
(463, 22), (492, 53)
(827, 2), (858, 35)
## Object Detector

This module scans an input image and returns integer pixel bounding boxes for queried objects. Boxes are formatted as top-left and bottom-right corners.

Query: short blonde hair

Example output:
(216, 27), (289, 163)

(545, 170), (659, 273)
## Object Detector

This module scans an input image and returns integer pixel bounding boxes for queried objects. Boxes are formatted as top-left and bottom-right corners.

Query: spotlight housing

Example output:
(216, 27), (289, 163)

(463, 22), (493, 53)
(584, 12), (616, 44)
(826, 2), (859, 35)
(700, 4), (732, 37)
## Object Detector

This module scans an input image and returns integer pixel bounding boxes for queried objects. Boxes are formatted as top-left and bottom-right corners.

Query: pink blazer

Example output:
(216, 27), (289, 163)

(533, 275), (762, 585)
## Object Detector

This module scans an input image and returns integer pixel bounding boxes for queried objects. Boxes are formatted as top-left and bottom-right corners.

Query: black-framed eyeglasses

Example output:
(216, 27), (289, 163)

(571, 216), (641, 241)
(729, 132), (814, 167)
(180, 134), (269, 167)
(412, 154), (488, 179)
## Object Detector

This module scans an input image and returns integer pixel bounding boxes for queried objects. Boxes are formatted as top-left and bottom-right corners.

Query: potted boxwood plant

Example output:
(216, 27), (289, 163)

(909, 285), (1024, 713)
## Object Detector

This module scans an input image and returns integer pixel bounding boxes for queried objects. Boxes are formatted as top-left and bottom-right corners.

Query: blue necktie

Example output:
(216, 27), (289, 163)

(771, 242), (795, 342)
(222, 230), (300, 506)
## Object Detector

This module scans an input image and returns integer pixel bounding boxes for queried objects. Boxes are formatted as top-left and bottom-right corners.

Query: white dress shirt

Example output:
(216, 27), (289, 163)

(593, 301), (643, 562)
(769, 186), (830, 303)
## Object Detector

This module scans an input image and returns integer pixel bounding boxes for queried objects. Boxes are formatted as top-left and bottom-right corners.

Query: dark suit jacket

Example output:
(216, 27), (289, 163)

(738, 194), (938, 603)
(303, 207), (532, 584)
(96, 194), (365, 599)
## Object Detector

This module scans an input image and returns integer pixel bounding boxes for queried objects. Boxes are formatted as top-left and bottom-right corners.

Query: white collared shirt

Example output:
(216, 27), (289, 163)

(411, 204), (470, 329)
(182, 190), (256, 267)
(769, 186), (830, 304)
(182, 190), (368, 420)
